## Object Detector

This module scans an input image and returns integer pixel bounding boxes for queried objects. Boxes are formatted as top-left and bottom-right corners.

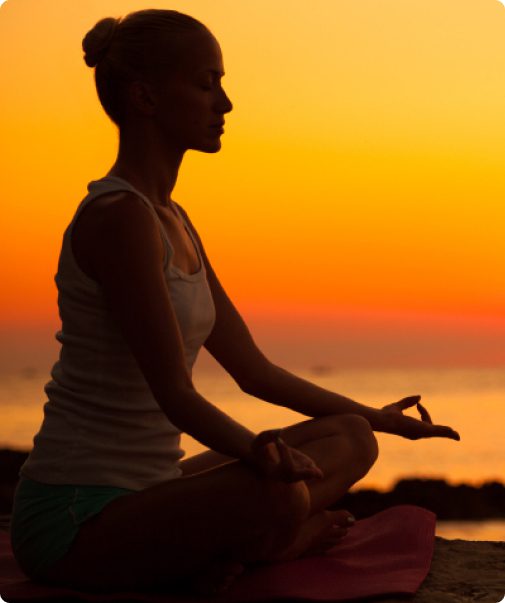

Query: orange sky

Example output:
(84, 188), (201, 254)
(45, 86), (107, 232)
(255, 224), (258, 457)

(1, 0), (504, 370)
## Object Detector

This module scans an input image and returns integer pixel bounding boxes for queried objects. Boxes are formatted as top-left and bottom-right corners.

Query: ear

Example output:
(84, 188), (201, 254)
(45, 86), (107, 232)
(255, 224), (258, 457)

(127, 80), (158, 117)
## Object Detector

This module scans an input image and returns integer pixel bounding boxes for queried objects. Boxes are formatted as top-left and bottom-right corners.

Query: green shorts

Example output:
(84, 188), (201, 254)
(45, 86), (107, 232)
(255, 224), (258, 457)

(9, 475), (134, 581)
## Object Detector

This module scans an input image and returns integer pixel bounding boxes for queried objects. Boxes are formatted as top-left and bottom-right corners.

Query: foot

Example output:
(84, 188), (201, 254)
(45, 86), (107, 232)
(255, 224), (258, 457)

(273, 509), (354, 562)
(190, 559), (245, 596)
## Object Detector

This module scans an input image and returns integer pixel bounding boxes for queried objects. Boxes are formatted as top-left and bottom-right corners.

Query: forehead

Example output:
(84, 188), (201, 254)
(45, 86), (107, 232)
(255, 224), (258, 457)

(180, 31), (225, 76)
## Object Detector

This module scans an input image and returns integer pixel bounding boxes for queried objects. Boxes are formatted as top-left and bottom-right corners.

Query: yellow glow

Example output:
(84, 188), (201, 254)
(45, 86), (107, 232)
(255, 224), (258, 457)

(1, 0), (504, 364)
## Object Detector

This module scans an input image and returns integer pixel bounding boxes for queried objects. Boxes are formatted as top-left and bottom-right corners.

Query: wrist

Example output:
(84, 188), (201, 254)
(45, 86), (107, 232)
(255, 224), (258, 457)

(362, 407), (393, 433)
(372, 408), (400, 434)
(240, 432), (257, 459)
(251, 428), (283, 451)
(241, 429), (283, 476)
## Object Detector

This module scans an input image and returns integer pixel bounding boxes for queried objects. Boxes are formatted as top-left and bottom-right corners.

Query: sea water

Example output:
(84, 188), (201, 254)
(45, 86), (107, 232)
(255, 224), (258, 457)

(1, 365), (504, 540)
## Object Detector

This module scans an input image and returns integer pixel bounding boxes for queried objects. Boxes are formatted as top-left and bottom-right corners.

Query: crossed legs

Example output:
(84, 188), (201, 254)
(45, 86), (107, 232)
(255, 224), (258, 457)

(41, 413), (378, 592)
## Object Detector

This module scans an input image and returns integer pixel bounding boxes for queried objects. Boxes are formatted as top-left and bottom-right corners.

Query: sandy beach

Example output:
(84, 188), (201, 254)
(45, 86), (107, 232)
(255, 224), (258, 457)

(377, 537), (505, 603)
(0, 525), (503, 601)
(1, 451), (504, 601)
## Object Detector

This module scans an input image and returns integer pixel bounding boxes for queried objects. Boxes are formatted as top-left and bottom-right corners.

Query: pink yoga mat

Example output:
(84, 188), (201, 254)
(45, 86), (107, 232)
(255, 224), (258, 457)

(0, 504), (435, 602)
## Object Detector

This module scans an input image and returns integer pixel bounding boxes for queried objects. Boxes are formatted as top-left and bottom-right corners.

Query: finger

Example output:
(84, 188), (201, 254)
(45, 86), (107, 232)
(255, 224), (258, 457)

(263, 441), (279, 464)
(299, 450), (324, 478)
(308, 464), (324, 479)
(276, 440), (315, 481)
(383, 395), (421, 412)
(252, 429), (283, 451)
(282, 440), (324, 477)
(428, 424), (460, 440)
(416, 401), (432, 423)
(395, 395), (422, 410)
(276, 438), (295, 471)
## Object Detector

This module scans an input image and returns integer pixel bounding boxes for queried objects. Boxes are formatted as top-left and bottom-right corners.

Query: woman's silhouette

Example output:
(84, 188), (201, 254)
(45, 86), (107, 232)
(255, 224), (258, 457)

(10, 8), (460, 596)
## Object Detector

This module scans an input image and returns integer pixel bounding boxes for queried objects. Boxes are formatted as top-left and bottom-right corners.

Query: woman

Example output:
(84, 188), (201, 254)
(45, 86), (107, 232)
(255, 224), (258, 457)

(9, 8), (460, 596)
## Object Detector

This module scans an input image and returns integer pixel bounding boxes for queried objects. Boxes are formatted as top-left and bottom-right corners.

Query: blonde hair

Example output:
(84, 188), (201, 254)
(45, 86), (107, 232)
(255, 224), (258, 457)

(82, 9), (210, 127)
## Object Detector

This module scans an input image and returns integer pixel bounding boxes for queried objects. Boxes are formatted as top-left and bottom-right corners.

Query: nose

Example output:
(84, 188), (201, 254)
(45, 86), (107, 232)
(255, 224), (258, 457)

(219, 86), (233, 114)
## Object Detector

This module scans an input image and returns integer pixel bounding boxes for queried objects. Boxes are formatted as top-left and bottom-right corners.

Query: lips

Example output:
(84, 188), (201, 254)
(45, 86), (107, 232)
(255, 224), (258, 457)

(209, 123), (224, 135)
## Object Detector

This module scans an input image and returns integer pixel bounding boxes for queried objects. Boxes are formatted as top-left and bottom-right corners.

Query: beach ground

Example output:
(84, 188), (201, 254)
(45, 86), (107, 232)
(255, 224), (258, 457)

(0, 527), (503, 601)
(375, 536), (505, 603)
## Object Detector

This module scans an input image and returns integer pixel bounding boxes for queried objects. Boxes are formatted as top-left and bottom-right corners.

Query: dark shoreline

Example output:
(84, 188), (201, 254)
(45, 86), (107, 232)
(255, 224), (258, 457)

(340, 478), (505, 521)
(2, 448), (505, 520)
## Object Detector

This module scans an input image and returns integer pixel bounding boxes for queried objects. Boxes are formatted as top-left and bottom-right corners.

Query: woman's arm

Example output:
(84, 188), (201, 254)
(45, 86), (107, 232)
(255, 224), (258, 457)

(174, 206), (387, 429)
(249, 363), (460, 440)
(177, 205), (459, 442)
(90, 193), (256, 459)
(247, 362), (386, 425)
(174, 203), (273, 391)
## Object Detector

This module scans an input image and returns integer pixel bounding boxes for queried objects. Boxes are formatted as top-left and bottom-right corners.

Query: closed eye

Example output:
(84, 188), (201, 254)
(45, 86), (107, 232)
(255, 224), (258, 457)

(198, 69), (225, 91)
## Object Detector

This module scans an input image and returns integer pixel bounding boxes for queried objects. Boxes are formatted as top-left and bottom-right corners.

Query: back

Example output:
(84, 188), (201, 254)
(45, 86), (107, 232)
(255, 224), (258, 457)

(19, 176), (216, 490)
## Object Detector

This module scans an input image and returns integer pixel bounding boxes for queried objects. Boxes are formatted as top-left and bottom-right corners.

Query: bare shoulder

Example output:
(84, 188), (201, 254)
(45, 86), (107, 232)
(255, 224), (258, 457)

(74, 191), (147, 239)
(73, 191), (163, 282)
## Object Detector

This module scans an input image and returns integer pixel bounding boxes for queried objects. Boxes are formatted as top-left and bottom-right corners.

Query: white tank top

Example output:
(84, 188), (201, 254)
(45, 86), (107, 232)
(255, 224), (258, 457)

(20, 176), (216, 490)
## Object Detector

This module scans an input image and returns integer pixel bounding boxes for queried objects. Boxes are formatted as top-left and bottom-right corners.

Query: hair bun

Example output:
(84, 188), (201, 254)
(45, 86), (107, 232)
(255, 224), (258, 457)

(82, 17), (119, 68)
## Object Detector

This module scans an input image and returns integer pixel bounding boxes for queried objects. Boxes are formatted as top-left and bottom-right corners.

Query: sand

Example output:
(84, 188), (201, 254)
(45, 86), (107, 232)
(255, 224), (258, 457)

(0, 525), (503, 601)
(376, 536), (505, 603)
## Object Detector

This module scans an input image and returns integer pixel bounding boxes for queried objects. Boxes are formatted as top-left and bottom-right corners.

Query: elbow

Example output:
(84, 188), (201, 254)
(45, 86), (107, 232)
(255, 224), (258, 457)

(239, 360), (276, 397)
(157, 382), (196, 418)
(239, 378), (256, 395)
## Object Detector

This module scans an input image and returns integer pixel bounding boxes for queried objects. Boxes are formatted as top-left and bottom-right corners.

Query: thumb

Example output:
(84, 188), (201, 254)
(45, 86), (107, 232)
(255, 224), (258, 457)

(262, 441), (280, 463)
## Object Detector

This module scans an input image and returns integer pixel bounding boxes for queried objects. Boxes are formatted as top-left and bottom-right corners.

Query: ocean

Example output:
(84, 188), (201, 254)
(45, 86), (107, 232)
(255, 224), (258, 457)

(2, 365), (504, 541)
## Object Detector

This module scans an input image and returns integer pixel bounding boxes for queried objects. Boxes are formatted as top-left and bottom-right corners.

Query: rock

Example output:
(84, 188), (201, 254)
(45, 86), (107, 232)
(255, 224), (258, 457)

(340, 478), (505, 521)
(1, 448), (505, 522)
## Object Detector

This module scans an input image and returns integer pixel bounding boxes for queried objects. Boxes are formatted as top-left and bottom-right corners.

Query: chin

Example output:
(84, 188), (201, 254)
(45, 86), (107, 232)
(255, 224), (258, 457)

(192, 140), (222, 153)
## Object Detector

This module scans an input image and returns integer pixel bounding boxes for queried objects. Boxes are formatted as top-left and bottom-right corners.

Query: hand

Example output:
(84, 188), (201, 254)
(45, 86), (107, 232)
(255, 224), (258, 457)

(246, 429), (324, 483)
(380, 395), (460, 441)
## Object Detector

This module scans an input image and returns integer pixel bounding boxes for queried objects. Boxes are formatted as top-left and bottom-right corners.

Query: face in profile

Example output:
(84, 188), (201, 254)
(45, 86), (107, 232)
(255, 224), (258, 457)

(148, 29), (233, 154)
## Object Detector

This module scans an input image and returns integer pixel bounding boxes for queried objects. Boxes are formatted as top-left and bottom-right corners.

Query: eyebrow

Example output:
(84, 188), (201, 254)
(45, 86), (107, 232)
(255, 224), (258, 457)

(206, 69), (225, 77)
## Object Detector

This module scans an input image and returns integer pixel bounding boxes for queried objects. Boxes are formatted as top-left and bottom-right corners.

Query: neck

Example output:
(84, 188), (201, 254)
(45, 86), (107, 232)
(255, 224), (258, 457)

(106, 125), (186, 209)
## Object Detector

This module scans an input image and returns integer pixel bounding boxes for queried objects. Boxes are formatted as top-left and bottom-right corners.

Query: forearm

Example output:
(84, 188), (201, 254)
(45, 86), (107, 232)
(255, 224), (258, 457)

(163, 388), (256, 459)
(249, 363), (388, 431)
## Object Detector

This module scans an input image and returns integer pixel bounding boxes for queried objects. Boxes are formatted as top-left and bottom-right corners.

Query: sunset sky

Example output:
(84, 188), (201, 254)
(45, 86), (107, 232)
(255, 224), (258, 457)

(1, 0), (504, 372)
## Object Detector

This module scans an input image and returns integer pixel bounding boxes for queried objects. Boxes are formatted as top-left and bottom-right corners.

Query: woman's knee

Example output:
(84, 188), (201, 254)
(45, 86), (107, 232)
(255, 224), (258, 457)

(337, 413), (379, 468)
(308, 413), (378, 471)
(284, 412), (378, 462)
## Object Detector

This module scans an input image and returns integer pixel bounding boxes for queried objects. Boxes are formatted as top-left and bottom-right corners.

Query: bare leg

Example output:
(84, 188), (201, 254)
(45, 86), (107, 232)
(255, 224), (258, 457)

(180, 413), (377, 591)
(40, 413), (377, 593)
(180, 413), (378, 511)
(285, 414), (379, 514)
(184, 414), (379, 589)
(257, 414), (379, 563)
(179, 449), (235, 476)
(270, 508), (353, 562)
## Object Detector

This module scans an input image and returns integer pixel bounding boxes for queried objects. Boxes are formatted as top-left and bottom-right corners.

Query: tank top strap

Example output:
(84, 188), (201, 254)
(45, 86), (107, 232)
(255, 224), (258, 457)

(85, 175), (173, 269)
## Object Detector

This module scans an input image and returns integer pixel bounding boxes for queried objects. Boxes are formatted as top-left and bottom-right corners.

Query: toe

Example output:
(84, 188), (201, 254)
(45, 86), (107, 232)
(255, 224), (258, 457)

(190, 559), (244, 596)
(227, 561), (245, 576)
(327, 509), (355, 527)
(212, 560), (245, 594)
